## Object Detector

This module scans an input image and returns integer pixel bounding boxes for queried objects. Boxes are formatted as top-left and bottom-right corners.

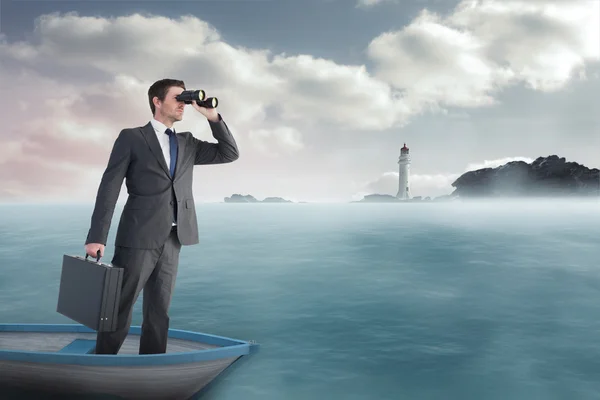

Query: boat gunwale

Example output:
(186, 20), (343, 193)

(0, 323), (258, 366)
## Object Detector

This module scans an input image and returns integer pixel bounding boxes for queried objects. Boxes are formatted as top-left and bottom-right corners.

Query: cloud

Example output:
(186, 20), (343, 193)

(0, 13), (409, 132)
(0, 12), (412, 200)
(0, 2), (596, 201)
(367, 0), (599, 111)
(268, 56), (410, 130)
(465, 156), (534, 171)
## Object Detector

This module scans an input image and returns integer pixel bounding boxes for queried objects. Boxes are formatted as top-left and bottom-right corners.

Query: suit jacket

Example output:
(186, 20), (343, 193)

(85, 114), (239, 249)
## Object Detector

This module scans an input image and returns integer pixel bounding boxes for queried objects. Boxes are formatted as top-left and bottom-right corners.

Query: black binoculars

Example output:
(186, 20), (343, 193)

(175, 90), (218, 109)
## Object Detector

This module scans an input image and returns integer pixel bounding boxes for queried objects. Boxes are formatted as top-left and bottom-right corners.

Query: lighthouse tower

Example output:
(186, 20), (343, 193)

(396, 143), (411, 199)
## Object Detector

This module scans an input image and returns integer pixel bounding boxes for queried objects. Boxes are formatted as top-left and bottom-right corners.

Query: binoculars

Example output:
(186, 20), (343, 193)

(175, 90), (218, 109)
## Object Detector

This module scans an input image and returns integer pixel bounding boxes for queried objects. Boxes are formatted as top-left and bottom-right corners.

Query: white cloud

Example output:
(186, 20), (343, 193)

(268, 56), (410, 130)
(448, 0), (600, 90)
(0, 13), (408, 133)
(367, 0), (599, 112)
(368, 11), (511, 110)
(0, 2), (596, 202)
(0, 11), (413, 201)
(466, 156), (534, 171)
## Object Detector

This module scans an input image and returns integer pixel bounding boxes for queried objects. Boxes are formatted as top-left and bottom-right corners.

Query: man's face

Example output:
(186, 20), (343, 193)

(157, 86), (185, 122)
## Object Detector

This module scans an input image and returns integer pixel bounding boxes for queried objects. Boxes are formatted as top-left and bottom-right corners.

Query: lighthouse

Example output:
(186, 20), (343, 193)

(396, 143), (411, 199)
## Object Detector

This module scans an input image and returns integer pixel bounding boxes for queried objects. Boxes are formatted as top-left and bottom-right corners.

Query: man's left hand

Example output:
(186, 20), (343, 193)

(191, 101), (219, 122)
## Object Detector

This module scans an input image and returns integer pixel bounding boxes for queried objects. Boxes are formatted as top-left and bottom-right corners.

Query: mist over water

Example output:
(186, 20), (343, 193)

(1, 201), (599, 399)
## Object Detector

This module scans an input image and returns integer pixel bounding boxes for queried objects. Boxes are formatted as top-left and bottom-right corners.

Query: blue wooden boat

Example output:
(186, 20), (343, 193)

(0, 323), (259, 399)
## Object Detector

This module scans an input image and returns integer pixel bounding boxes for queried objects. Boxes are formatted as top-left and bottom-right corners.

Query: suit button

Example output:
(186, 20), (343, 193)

(170, 201), (173, 205)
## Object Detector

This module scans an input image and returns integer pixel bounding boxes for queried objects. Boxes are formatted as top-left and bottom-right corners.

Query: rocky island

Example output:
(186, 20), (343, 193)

(451, 155), (600, 198)
(224, 194), (294, 203)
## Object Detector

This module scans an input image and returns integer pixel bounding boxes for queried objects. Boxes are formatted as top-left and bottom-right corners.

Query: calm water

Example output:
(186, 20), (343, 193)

(1, 201), (600, 400)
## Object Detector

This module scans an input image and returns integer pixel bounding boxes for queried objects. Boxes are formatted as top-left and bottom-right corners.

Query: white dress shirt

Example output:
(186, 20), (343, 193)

(150, 118), (174, 169)
(150, 118), (177, 226)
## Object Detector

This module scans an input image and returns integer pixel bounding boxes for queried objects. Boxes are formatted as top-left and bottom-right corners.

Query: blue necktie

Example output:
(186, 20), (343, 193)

(165, 128), (178, 224)
(165, 128), (178, 177)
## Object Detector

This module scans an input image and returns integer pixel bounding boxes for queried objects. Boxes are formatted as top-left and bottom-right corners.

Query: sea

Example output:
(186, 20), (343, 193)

(1, 200), (600, 400)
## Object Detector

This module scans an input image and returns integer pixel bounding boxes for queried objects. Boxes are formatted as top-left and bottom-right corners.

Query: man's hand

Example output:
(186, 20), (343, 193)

(191, 101), (219, 122)
(85, 243), (105, 259)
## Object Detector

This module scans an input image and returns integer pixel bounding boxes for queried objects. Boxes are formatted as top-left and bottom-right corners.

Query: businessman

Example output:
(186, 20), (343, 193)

(84, 78), (239, 355)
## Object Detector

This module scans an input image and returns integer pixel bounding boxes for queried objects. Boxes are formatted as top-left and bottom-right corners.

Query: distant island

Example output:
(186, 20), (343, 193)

(224, 194), (297, 203)
(223, 155), (600, 203)
(451, 155), (600, 198)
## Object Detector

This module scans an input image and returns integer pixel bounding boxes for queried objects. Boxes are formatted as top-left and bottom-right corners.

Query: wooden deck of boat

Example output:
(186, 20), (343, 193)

(0, 331), (220, 354)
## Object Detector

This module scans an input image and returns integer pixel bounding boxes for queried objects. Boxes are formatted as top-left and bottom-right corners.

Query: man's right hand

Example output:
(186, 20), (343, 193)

(85, 243), (105, 258)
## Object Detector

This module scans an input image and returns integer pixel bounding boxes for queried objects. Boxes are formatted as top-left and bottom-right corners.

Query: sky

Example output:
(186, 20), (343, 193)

(0, 0), (598, 203)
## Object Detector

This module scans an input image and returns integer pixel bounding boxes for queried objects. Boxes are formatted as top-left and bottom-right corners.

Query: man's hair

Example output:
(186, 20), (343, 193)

(147, 78), (186, 115)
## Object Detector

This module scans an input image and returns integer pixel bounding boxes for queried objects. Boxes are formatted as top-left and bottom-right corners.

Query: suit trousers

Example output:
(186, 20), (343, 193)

(95, 227), (182, 355)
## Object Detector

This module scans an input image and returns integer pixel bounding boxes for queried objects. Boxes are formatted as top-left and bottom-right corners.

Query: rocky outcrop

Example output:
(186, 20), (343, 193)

(261, 197), (293, 203)
(451, 155), (600, 198)
(224, 194), (293, 203)
(224, 194), (259, 203)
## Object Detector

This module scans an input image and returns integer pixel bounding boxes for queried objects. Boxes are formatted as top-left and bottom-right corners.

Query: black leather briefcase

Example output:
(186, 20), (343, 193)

(56, 252), (123, 332)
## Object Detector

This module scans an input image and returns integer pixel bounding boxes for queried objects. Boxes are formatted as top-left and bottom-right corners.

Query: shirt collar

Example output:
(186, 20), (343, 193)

(150, 118), (175, 135)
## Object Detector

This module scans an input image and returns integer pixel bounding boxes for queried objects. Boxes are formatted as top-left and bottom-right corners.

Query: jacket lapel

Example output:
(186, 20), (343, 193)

(174, 133), (187, 181)
(140, 122), (171, 178)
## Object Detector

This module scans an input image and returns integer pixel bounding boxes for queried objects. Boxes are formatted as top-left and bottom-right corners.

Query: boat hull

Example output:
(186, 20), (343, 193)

(0, 356), (239, 399)
(0, 324), (258, 400)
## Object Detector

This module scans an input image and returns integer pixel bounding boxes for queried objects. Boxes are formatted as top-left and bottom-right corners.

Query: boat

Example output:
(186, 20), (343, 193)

(0, 323), (259, 399)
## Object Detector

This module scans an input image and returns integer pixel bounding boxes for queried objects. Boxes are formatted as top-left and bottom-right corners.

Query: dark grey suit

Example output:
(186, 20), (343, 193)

(85, 115), (239, 354)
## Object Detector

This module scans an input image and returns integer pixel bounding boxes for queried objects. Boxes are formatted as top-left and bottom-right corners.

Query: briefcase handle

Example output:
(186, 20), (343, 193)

(85, 249), (102, 262)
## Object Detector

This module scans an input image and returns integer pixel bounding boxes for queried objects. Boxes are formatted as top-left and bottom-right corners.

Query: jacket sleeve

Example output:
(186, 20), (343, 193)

(193, 114), (240, 165)
(85, 130), (131, 245)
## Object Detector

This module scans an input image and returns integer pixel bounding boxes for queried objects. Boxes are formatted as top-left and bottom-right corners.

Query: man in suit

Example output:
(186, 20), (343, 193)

(84, 78), (239, 355)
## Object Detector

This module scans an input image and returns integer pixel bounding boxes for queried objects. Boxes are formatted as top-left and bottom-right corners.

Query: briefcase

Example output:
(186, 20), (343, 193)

(56, 252), (124, 332)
